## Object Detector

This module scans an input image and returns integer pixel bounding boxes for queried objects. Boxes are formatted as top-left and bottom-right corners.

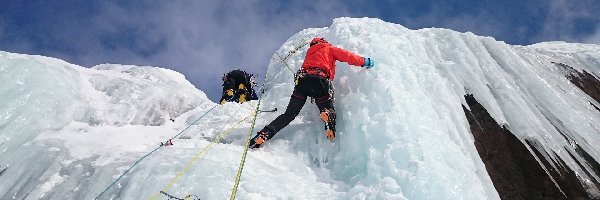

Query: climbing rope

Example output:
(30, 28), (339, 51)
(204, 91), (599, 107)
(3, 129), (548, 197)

(148, 113), (255, 200)
(277, 38), (311, 63)
(95, 146), (162, 200)
(170, 105), (219, 140)
(94, 104), (218, 200)
(160, 191), (200, 200)
(260, 38), (312, 94)
(274, 51), (296, 74)
(272, 38), (311, 74)
(98, 37), (311, 200)
(229, 37), (311, 200)
(229, 83), (265, 200)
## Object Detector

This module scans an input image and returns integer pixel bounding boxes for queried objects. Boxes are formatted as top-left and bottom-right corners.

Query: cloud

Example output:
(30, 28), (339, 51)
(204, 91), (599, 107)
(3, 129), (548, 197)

(6, 0), (597, 101)
(50, 1), (352, 101)
(0, 1), (355, 101)
(537, 0), (600, 44)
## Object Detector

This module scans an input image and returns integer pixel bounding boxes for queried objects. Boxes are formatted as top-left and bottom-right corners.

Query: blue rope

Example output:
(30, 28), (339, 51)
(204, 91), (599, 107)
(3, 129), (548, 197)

(94, 104), (218, 200)
(94, 146), (161, 200)
(170, 105), (219, 140)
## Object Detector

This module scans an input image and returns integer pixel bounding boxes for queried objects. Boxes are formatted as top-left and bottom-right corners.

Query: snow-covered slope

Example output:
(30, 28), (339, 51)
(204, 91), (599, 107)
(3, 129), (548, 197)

(1, 18), (599, 200)
(0, 52), (211, 199)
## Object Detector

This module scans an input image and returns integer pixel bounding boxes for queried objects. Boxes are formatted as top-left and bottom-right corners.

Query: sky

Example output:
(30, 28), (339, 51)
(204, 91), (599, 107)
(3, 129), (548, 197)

(1, 0), (599, 102)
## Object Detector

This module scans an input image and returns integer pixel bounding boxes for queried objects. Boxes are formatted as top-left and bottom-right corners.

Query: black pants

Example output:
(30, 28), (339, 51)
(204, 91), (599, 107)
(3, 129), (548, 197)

(263, 75), (334, 135)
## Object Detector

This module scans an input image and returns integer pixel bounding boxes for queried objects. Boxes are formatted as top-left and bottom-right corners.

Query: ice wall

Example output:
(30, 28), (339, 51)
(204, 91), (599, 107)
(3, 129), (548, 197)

(1, 17), (600, 200)
(257, 18), (500, 199)
(0, 52), (210, 199)
(257, 17), (600, 198)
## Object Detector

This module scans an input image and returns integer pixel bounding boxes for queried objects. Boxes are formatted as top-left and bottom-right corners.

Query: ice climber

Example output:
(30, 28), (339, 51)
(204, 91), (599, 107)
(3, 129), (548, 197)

(249, 37), (375, 149)
(219, 69), (258, 104)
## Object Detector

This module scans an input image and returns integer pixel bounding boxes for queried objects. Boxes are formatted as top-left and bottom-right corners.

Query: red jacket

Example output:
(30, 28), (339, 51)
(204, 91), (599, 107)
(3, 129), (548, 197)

(301, 42), (365, 80)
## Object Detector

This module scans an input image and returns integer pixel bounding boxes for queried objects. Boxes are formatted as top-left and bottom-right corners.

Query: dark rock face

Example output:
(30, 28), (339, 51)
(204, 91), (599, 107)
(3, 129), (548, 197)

(551, 61), (600, 105)
(463, 94), (593, 200)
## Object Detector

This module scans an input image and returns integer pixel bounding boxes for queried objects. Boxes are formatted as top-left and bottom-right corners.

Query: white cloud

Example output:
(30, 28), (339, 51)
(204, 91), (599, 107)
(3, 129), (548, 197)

(538, 0), (600, 43)
(70, 1), (352, 101)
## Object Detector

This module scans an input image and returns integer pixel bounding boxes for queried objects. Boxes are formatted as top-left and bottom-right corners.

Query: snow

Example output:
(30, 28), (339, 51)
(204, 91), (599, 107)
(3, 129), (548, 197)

(38, 172), (64, 199)
(1, 17), (600, 199)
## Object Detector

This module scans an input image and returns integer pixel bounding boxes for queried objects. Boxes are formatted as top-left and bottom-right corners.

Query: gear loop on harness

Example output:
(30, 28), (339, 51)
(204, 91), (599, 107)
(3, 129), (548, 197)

(294, 67), (334, 104)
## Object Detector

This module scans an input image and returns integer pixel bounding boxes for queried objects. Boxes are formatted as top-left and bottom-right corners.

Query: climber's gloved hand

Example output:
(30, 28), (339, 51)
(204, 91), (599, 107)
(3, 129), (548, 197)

(363, 57), (375, 69)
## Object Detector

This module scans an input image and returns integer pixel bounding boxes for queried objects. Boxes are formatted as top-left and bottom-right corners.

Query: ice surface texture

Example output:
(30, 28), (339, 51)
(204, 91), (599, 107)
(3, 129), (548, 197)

(1, 18), (599, 199)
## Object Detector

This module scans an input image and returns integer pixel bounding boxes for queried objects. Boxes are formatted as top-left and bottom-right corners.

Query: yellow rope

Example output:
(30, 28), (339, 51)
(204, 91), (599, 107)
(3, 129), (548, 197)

(273, 38), (311, 74)
(229, 109), (260, 200)
(145, 38), (312, 200)
(274, 51), (296, 73)
(148, 113), (254, 200)
(229, 37), (312, 200)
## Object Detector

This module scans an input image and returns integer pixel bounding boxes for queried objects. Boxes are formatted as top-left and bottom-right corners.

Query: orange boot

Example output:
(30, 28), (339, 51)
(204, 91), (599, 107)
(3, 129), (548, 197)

(249, 128), (274, 149)
(320, 109), (336, 142)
